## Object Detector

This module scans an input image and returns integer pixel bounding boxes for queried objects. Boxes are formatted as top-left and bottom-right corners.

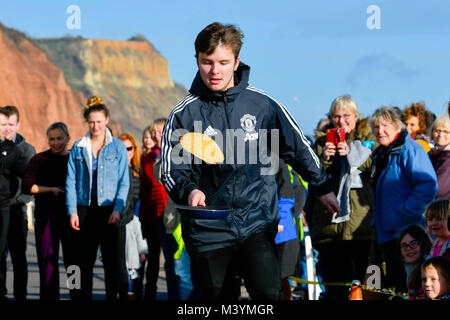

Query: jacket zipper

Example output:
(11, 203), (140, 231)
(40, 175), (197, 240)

(223, 93), (242, 242)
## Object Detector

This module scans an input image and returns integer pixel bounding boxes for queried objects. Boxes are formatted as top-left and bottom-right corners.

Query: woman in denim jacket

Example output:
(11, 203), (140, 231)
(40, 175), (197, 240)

(66, 96), (130, 300)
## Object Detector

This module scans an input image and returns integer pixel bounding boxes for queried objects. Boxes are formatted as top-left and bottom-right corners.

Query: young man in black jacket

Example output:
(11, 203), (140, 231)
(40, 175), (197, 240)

(0, 108), (28, 300)
(161, 22), (340, 300)
(0, 106), (35, 300)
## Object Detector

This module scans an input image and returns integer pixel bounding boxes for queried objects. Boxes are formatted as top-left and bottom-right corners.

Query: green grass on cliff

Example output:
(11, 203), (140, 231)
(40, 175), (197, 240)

(0, 22), (30, 46)
(34, 37), (90, 97)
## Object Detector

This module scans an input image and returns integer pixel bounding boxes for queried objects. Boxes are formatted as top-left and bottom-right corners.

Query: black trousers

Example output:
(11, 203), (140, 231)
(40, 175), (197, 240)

(381, 239), (407, 293)
(2, 204), (28, 300)
(70, 202), (128, 300)
(188, 231), (281, 301)
(141, 221), (179, 300)
(0, 208), (9, 299)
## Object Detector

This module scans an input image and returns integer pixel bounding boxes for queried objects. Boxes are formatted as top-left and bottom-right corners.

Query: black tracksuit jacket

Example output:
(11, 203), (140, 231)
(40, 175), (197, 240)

(161, 62), (331, 253)
(0, 139), (27, 209)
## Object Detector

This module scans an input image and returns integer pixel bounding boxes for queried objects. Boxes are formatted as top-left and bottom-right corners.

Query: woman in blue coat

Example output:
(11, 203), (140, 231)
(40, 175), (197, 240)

(370, 107), (437, 292)
(66, 96), (130, 300)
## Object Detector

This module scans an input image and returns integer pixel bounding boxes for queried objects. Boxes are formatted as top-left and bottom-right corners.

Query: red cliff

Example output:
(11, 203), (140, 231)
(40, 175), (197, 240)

(0, 24), (86, 152)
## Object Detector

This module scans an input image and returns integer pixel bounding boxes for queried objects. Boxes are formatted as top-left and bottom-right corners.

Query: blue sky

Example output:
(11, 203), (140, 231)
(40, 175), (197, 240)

(1, 0), (449, 136)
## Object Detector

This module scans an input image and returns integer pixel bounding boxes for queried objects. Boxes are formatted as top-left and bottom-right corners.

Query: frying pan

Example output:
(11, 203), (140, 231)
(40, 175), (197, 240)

(176, 205), (231, 220)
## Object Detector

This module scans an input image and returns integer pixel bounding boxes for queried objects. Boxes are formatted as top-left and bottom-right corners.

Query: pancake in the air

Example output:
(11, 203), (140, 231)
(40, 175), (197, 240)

(179, 132), (224, 164)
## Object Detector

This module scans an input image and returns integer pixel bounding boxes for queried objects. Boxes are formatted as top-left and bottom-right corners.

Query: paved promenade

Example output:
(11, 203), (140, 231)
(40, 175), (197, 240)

(5, 230), (169, 300)
(5, 230), (249, 301)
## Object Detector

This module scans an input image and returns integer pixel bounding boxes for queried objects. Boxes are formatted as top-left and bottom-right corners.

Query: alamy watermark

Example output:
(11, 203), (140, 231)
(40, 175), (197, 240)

(366, 5), (381, 30)
(66, 265), (81, 290)
(170, 121), (280, 175)
(66, 5), (81, 30)
(365, 264), (381, 289)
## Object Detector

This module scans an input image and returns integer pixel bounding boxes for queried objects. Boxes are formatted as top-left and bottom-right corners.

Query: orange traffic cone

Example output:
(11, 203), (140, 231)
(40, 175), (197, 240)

(349, 280), (363, 300)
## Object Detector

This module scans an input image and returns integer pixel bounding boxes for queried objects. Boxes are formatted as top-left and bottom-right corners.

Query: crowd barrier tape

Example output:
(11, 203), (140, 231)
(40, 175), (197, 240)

(288, 276), (411, 300)
(289, 276), (351, 287)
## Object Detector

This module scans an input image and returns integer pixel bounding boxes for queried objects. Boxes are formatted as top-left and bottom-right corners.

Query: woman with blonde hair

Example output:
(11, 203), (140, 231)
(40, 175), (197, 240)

(306, 94), (375, 300)
(140, 118), (179, 300)
(141, 126), (155, 158)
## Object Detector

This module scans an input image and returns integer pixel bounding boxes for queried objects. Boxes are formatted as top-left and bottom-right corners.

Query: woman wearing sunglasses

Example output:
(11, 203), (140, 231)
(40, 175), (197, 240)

(118, 133), (147, 300)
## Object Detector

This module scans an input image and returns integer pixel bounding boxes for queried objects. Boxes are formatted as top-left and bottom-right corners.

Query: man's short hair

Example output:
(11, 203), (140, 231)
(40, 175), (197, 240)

(2, 105), (20, 121)
(0, 107), (9, 118)
(195, 22), (244, 59)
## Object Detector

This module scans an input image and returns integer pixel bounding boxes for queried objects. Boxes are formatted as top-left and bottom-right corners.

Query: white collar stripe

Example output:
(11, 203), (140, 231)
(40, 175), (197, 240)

(162, 94), (199, 191)
(246, 86), (321, 169)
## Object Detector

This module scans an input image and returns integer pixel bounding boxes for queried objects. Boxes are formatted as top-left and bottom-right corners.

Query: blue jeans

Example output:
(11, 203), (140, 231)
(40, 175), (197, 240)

(174, 246), (194, 300)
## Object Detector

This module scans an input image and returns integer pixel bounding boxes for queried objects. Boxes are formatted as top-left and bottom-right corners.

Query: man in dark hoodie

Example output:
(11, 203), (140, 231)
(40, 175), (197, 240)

(161, 22), (340, 300)
(0, 108), (28, 301)
(0, 106), (35, 300)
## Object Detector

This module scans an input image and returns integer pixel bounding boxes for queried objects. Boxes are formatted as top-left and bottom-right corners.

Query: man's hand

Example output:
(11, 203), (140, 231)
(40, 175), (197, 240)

(318, 191), (341, 217)
(188, 189), (206, 207)
(108, 211), (121, 224)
